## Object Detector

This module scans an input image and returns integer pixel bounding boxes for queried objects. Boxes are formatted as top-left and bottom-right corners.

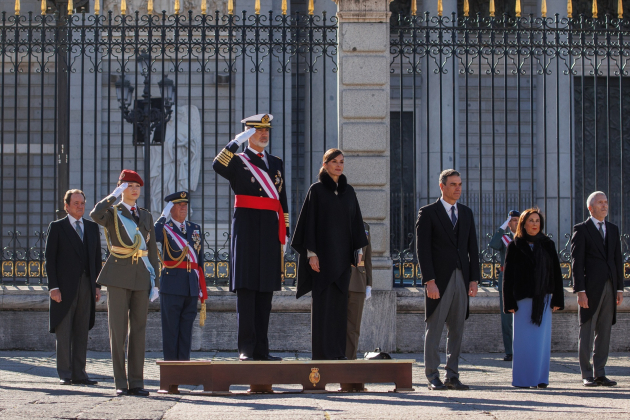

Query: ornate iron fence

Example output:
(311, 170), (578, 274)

(0, 8), (337, 285)
(390, 12), (630, 287)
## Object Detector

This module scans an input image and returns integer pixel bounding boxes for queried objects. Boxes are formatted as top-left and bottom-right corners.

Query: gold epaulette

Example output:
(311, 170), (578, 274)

(215, 148), (234, 167)
(284, 213), (290, 227)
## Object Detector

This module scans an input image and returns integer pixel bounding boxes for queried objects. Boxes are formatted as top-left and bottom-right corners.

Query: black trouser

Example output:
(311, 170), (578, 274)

(311, 267), (351, 360)
(160, 293), (198, 361)
(55, 273), (92, 381)
(236, 288), (273, 358)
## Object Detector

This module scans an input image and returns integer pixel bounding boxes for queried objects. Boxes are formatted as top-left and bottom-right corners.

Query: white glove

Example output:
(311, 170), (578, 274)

(365, 286), (372, 301)
(500, 216), (511, 230)
(234, 128), (256, 146)
(111, 182), (128, 198)
(283, 236), (290, 253)
(149, 286), (159, 302)
(161, 202), (174, 219)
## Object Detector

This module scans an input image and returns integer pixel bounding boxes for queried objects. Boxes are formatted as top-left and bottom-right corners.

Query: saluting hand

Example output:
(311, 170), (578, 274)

(111, 182), (129, 198)
(161, 202), (174, 219)
(309, 256), (320, 273)
(234, 128), (256, 146)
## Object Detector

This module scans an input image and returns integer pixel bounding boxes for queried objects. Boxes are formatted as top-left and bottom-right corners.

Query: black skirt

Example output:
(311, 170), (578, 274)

(311, 266), (352, 360)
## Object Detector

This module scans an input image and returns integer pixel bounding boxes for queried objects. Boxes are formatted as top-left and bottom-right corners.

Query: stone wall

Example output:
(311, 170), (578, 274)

(2, 286), (628, 353)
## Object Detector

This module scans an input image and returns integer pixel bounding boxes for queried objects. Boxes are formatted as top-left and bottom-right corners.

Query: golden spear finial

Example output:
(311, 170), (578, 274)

(567, 0), (572, 18)
(147, 0), (153, 14)
(308, 0), (314, 15)
(14, 0), (20, 15)
(618, 0), (623, 18)
(228, 0), (234, 14)
(411, 0), (417, 16)
(41, 0), (47, 15)
(282, 0), (287, 15)
(515, 0), (521, 17)
(255, 0), (260, 15)
(68, 0), (73, 14)
(592, 0), (598, 18)
(174, 0), (180, 14)
(464, 0), (469, 17)
(541, 0), (547, 17)
(489, 0), (495, 17)
(121, 0), (127, 15)
(437, 0), (443, 16)
(201, 0), (206, 15)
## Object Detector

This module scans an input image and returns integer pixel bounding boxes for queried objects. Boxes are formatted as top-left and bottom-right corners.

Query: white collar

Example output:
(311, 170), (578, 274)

(248, 146), (266, 157)
(590, 216), (606, 227)
(169, 216), (188, 226)
(121, 201), (137, 212)
(440, 198), (458, 215)
(67, 214), (83, 226)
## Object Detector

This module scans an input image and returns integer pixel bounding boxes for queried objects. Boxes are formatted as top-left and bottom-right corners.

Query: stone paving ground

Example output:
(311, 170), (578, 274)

(0, 351), (628, 419)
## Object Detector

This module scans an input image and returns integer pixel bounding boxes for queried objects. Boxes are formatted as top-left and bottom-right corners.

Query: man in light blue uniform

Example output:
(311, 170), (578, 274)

(488, 209), (520, 362)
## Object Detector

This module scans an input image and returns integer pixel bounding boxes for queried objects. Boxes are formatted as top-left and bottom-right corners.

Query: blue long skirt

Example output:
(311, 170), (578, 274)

(512, 297), (552, 387)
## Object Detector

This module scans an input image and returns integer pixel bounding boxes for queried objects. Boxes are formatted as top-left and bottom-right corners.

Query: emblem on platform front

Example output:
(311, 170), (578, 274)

(309, 367), (320, 387)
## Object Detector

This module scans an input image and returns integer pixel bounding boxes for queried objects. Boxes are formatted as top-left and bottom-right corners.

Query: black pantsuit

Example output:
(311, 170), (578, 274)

(312, 268), (351, 360)
(236, 289), (273, 358)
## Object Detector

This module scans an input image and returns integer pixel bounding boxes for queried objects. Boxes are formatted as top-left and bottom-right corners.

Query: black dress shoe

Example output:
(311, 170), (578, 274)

(445, 377), (470, 390)
(128, 388), (150, 396)
(537, 383), (548, 389)
(59, 379), (72, 385)
(582, 377), (598, 387)
(116, 388), (128, 396)
(427, 378), (447, 390)
(72, 379), (98, 385)
(595, 376), (617, 386)
(336, 356), (348, 360)
(254, 354), (282, 361)
(503, 354), (513, 362)
(239, 354), (254, 361)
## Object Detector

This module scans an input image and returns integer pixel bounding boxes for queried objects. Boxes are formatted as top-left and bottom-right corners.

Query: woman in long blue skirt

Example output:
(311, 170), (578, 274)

(502, 209), (565, 388)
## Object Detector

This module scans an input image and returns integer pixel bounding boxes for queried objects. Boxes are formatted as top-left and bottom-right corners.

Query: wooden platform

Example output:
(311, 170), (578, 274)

(157, 359), (415, 394)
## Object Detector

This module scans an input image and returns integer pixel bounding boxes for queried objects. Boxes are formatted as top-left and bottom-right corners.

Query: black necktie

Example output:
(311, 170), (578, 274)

(598, 222), (605, 242)
(450, 206), (457, 227)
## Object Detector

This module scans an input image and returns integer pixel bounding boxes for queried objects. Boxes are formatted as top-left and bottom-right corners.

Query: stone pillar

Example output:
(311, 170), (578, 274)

(535, 0), (573, 243)
(336, 0), (395, 352)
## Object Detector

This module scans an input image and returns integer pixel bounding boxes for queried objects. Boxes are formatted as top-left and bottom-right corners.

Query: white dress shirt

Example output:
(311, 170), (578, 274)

(590, 216), (606, 238)
(440, 198), (458, 222)
(248, 146), (268, 167)
(50, 215), (85, 292)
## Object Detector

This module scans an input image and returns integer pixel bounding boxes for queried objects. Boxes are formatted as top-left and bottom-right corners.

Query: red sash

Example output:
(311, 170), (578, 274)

(234, 195), (286, 244)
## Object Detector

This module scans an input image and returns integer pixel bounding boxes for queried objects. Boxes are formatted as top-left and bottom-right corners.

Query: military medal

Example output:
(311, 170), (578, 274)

(192, 229), (201, 252)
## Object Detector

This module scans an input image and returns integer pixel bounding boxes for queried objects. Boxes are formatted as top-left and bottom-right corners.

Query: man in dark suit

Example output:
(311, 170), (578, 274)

(571, 191), (624, 387)
(45, 189), (102, 385)
(213, 113), (289, 362)
(415, 169), (480, 391)
(155, 191), (205, 361)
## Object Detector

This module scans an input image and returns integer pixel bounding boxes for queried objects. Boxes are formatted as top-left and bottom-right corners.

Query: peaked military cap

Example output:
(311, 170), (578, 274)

(508, 210), (521, 218)
(164, 191), (189, 204)
(241, 113), (273, 129)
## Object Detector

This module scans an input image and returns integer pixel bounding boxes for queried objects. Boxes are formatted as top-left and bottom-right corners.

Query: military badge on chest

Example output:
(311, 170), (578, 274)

(274, 170), (283, 193)
(192, 229), (201, 252)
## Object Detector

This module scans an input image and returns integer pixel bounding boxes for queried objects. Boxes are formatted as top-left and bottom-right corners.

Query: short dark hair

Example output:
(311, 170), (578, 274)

(515, 208), (545, 239)
(64, 189), (85, 204)
(439, 169), (461, 185)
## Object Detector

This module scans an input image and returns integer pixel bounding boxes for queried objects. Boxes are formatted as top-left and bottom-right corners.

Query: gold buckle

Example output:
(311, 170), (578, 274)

(187, 261), (191, 272)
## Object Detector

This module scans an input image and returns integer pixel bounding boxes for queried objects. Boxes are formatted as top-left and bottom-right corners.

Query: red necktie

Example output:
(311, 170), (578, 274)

(257, 153), (264, 158)
(130, 206), (136, 212)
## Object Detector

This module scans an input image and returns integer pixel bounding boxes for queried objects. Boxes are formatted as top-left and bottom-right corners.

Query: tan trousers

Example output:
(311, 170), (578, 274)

(346, 291), (366, 360)
(107, 285), (149, 389)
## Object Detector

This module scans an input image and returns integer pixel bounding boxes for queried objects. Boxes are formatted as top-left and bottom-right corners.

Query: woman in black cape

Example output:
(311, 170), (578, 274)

(291, 149), (368, 360)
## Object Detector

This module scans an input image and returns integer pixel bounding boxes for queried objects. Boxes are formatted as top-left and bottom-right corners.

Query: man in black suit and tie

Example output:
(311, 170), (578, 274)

(45, 189), (102, 385)
(415, 169), (480, 391)
(571, 191), (624, 387)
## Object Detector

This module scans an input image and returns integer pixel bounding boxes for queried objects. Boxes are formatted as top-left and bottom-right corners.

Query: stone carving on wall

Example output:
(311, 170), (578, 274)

(150, 105), (202, 216)
(102, 0), (227, 15)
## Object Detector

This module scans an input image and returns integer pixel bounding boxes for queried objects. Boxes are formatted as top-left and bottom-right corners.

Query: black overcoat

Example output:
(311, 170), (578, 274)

(570, 219), (624, 325)
(45, 217), (102, 333)
(502, 236), (565, 313)
(291, 172), (368, 299)
(415, 199), (480, 321)
(213, 141), (289, 292)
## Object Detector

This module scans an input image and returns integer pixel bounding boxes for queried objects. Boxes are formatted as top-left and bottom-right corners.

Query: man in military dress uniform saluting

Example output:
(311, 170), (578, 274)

(90, 170), (160, 396)
(155, 191), (207, 361)
(213, 114), (289, 361)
